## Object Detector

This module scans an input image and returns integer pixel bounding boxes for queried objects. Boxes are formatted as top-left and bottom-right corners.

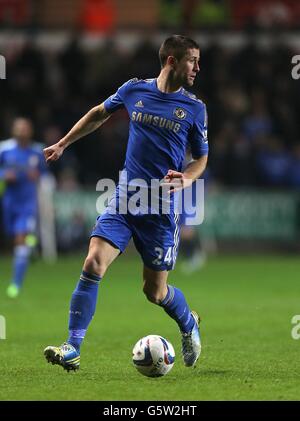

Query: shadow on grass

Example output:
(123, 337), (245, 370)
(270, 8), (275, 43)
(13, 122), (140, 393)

(198, 369), (233, 376)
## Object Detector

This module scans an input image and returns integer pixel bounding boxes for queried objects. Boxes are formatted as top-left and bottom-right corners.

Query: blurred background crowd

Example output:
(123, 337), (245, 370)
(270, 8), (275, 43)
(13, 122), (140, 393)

(1, 0), (300, 253)
(1, 0), (300, 188)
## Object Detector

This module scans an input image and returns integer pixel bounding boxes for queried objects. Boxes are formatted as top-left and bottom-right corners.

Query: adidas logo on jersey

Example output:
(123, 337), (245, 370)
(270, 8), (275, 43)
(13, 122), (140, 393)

(135, 100), (144, 108)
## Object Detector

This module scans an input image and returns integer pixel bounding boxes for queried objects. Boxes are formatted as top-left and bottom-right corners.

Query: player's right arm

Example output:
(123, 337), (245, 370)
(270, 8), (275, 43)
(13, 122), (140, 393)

(44, 103), (110, 163)
(0, 141), (18, 183)
(44, 78), (132, 163)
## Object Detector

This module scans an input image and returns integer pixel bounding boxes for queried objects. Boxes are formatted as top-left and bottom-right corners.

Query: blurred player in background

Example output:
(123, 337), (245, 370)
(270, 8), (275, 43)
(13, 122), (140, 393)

(0, 118), (47, 298)
(43, 35), (208, 372)
(180, 196), (207, 274)
(180, 150), (207, 274)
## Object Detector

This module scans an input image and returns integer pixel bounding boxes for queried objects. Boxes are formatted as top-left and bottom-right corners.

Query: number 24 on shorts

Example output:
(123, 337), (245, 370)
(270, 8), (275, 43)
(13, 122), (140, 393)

(152, 247), (173, 266)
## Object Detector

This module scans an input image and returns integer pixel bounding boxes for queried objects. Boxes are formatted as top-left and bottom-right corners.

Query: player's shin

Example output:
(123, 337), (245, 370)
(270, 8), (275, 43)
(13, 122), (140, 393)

(12, 245), (31, 289)
(159, 285), (195, 333)
(68, 271), (101, 351)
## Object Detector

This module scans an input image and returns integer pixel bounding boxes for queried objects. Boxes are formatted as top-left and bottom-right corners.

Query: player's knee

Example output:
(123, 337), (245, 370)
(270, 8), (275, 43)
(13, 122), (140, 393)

(83, 255), (107, 277)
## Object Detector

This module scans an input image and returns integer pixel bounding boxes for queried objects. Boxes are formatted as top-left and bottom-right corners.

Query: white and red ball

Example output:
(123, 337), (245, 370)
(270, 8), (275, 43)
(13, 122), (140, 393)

(132, 335), (175, 377)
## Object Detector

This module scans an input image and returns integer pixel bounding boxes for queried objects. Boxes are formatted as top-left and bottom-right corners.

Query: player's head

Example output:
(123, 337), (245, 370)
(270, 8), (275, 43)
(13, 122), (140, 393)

(12, 117), (33, 145)
(159, 35), (200, 87)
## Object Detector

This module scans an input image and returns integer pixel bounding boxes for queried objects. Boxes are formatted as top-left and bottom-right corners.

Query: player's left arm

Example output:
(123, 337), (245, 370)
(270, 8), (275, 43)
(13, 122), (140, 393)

(162, 102), (208, 192)
(183, 154), (208, 181)
(162, 155), (207, 192)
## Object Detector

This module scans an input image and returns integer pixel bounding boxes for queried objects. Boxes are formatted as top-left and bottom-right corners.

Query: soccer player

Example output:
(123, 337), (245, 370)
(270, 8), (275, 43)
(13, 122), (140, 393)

(43, 35), (208, 371)
(0, 117), (47, 298)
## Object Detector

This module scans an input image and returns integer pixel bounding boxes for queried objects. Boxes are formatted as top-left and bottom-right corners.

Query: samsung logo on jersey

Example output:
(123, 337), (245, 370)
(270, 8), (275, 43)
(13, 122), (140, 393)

(131, 112), (181, 133)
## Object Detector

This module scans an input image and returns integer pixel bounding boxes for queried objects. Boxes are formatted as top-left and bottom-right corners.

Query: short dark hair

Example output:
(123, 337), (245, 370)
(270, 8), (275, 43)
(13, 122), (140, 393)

(159, 35), (199, 67)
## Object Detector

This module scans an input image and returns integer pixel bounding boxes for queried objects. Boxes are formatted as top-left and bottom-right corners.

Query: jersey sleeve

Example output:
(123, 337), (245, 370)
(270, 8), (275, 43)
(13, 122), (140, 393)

(189, 103), (208, 158)
(0, 149), (4, 180)
(0, 145), (9, 180)
(104, 79), (136, 113)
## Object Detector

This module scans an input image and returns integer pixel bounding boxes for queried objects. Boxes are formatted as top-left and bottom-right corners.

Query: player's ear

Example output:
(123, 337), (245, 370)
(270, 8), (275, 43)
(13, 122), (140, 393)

(166, 56), (177, 68)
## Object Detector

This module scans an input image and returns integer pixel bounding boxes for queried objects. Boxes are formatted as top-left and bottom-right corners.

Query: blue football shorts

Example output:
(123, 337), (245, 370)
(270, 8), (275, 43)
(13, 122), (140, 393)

(91, 208), (181, 271)
(2, 205), (37, 237)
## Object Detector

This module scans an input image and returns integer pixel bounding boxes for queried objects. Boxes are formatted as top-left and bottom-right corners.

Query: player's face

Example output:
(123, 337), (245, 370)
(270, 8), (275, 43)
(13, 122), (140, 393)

(12, 118), (33, 145)
(175, 48), (200, 87)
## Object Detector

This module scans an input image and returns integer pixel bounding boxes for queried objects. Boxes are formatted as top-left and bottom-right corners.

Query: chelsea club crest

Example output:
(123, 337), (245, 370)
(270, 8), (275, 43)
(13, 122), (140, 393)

(173, 107), (187, 120)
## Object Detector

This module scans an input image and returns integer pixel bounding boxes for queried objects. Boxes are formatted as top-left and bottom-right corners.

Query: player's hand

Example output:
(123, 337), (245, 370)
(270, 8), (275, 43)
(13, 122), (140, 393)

(4, 169), (17, 183)
(27, 168), (40, 181)
(43, 143), (64, 163)
(160, 169), (193, 193)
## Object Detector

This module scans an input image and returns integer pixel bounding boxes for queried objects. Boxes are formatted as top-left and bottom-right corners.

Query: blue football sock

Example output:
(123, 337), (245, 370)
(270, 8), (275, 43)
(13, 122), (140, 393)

(160, 285), (195, 333)
(68, 271), (101, 351)
(12, 245), (31, 289)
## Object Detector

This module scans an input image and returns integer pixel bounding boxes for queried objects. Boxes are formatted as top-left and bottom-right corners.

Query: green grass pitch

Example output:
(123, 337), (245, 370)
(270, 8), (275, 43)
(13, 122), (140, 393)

(0, 253), (300, 401)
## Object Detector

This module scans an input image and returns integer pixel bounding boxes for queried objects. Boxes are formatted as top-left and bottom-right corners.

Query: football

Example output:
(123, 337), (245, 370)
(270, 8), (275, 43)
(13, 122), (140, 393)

(132, 335), (175, 377)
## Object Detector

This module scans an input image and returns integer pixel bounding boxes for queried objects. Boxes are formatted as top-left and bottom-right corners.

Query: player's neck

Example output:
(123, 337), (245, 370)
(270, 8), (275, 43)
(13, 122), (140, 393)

(156, 71), (182, 94)
(17, 140), (31, 148)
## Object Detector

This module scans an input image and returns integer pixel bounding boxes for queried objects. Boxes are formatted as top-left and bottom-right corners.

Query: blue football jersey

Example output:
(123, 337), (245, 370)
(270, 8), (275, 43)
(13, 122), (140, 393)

(104, 78), (208, 185)
(0, 139), (47, 212)
(93, 79), (209, 267)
